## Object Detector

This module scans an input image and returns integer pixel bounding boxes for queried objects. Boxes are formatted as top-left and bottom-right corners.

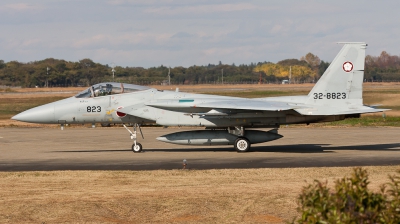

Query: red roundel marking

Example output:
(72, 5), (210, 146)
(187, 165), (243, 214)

(116, 106), (126, 118)
(343, 61), (353, 72)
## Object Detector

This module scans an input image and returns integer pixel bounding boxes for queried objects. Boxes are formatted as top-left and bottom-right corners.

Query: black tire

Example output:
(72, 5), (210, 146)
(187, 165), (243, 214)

(235, 138), (250, 153)
(132, 143), (143, 153)
(101, 123), (111, 127)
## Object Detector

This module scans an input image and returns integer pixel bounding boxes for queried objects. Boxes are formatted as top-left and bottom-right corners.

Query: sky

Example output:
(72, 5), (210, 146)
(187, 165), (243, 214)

(1, 0), (399, 68)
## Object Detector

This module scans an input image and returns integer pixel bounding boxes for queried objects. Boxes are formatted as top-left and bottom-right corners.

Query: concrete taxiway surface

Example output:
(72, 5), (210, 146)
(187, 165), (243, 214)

(1, 127), (400, 171)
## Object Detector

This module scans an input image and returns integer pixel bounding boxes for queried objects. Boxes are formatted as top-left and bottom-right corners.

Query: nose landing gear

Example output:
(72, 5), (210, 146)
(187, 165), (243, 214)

(123, 123), (144, 153)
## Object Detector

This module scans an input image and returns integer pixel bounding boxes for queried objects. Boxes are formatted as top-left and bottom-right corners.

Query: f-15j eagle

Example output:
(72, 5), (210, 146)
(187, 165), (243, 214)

(12, 42), (388, 153)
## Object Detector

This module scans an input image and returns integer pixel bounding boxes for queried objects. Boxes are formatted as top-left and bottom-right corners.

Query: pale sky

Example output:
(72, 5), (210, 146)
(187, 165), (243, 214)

(1, 0), (399, 67)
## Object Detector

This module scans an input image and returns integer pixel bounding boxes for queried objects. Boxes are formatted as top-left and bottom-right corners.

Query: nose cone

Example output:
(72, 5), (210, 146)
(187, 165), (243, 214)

(12, 103), (55, 124)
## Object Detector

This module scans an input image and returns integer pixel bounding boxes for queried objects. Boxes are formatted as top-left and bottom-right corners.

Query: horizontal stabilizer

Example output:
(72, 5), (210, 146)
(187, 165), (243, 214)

(295, 107), (390, 116)
(332, 108), (390, 115)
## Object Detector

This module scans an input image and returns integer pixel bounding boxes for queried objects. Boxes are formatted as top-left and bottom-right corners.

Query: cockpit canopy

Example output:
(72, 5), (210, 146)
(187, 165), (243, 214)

(75, 82), (150, 98)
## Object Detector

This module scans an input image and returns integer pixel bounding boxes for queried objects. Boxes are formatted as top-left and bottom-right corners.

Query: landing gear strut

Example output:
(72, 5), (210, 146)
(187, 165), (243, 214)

(123, 123), (144, 153)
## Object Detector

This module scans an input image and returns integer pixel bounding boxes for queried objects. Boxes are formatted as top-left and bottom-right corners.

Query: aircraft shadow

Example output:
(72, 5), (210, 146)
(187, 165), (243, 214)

(53, 149), (132, 153)
(145, 143), (400, 153)
(251, 143), (400, 153)
(53, 143), (400, 154)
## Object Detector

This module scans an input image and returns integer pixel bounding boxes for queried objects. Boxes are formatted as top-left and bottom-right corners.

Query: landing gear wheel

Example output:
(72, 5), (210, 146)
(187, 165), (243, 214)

(235, 138), (250, 153)
(132, 143), (143, 153)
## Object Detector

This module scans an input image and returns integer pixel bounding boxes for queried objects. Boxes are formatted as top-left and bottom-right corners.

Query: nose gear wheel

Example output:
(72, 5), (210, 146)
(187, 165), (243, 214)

(132, 142), (143, 153)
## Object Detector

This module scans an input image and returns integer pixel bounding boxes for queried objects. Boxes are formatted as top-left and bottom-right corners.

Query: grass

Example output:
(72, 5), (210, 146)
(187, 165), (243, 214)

(1, 167), (399, 223)
(0, 96), (67, 119)
(0, 88), (17, 93)
(306, 115), (400, 127)
(364, 89), (400, 94)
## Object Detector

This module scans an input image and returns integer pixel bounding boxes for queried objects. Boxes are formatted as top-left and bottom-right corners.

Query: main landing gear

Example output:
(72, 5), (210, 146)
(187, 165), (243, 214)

(123, 123), (144, 153)
(228, 126), (251, 153)
(234, 137), (250, 153)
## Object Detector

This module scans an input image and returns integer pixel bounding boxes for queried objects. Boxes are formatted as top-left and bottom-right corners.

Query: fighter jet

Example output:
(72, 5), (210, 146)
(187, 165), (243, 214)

(12, 42), (388, 153)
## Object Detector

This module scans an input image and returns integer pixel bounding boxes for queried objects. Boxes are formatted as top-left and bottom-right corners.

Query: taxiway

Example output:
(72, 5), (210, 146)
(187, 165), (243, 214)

(1, 127), (400, 171)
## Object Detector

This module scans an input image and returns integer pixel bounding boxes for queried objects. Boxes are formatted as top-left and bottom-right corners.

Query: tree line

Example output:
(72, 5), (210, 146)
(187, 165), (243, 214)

(0, 51), (399, 87)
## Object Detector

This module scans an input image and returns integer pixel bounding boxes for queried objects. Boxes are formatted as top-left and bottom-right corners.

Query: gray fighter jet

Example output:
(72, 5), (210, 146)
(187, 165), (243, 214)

(12, 42), (388, 152)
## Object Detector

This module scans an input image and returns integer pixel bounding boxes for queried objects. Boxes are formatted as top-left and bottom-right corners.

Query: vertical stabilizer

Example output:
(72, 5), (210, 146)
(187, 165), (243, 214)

(305, 42), (367, 108)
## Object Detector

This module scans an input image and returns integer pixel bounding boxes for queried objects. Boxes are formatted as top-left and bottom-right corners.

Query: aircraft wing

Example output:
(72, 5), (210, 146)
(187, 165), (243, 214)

(145, 99), (298, 112)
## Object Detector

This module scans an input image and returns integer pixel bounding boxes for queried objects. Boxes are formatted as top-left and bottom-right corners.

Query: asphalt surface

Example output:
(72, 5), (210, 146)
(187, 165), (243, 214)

(1, 126), (400, 171)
